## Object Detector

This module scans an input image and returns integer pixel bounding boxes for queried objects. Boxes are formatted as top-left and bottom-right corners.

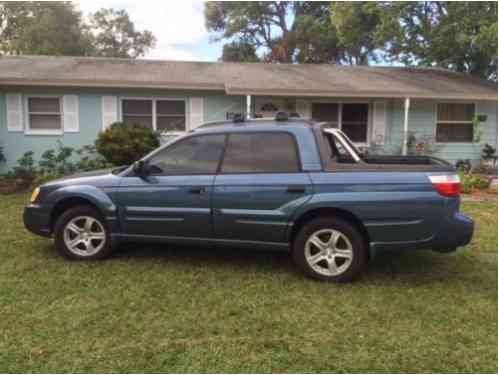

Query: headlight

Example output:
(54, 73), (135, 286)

(30, 187), (40, 203)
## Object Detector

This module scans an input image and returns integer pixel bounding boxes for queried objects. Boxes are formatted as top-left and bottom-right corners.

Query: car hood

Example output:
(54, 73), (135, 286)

(42, 167), (124, 188)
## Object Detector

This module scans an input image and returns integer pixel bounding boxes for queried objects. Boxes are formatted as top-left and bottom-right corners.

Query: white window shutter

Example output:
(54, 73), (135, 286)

(296, 100), (311, 119)
(189, 97), (204, 130)
(63, 95), (79, 133)
(102, 96), (118, 130)
(6, 94), (23, 132)
(372, 101), (387, 144)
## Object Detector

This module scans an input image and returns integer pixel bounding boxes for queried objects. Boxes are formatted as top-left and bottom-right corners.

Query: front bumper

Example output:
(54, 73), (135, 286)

(24, 204), (52, 237)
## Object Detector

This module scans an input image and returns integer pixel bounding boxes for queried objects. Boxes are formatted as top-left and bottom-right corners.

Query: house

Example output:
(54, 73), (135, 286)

(1, 55), (498, 172)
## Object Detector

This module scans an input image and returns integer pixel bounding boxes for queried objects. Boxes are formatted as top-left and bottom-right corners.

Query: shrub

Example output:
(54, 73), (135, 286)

(95, 122), (160, 165)
(13, 151), (36, 179)
(456, 159), (472, 174)
(74, 145), (112, 171)
(459, 173), (491, 194)
(38, 141), (76, 176)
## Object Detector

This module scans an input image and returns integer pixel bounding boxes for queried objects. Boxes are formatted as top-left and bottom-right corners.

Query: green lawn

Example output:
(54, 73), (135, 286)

(1, 194), (498, 373)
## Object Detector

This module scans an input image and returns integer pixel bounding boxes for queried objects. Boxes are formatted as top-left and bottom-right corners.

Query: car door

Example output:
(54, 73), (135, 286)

(117, 134), (226, 239)
(212, 131), (313, 245)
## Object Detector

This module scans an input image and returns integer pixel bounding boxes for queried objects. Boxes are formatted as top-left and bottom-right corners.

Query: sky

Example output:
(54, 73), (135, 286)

(77, 0), (223, 61)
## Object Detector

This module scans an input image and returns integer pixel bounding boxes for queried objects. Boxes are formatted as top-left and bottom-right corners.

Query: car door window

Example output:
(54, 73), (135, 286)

(147, 134), (226, 175)
(221, 132), (300, 173)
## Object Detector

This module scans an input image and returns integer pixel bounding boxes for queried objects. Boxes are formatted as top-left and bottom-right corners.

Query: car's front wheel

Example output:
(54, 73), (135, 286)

(293, 217), (368, 282)
(54, 206), (113, 260)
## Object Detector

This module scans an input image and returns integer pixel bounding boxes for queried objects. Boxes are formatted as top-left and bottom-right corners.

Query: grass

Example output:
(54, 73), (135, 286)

(1, 194), (498, 372)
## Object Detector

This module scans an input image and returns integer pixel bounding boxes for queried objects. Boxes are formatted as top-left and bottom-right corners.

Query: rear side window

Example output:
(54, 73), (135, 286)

(221, 132), (300, 173)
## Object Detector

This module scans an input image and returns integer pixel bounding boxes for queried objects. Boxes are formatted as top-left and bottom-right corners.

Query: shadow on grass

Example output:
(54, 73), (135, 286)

(37, 239), (475, 283)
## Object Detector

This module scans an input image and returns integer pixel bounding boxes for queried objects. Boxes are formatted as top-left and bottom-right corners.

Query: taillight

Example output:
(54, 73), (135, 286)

(429, 174), (460, 197)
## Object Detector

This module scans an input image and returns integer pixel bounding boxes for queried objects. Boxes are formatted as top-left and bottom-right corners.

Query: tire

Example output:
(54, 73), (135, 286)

(53, 205), (113, 260)
(293, 216), (368, 282)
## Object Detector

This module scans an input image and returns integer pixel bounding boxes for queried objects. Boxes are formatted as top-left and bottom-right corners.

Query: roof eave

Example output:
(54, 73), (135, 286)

(225, 87), (498, 101)
(0, 78), (226, 91)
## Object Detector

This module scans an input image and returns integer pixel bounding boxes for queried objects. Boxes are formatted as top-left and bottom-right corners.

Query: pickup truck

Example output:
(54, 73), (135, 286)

(24, 116), (474, 282)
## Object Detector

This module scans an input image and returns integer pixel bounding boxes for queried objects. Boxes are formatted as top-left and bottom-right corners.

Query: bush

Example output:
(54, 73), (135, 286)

(95, 122), (160, 165)
(38, 141), (76, 176)
(456, 159), (472, 174)
(74, 145), (112, 171)
(459, 173), (491, 194)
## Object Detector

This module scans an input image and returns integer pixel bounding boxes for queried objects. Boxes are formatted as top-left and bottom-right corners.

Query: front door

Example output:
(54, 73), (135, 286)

(212, 132), (313, 244)
(117, 134), (226, 239)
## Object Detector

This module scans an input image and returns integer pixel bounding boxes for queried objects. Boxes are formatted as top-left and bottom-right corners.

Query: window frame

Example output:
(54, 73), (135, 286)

(119, 97), (187, 133)
(218, 131), (303, 175)
(145, 133), (228, 176)
(310, 100), (371, 146)
(435, 101), (476, 144)
(25, 95), (63, 135)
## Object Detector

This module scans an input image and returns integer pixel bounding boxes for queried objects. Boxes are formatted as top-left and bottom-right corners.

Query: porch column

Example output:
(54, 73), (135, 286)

(246, 95), (252, 120)
(402, 97), (411, 155)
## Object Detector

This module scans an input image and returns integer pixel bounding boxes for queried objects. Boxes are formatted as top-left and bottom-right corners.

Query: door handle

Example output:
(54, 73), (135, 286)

(287, 185), (306, 193)
(189, 186), (206, 194)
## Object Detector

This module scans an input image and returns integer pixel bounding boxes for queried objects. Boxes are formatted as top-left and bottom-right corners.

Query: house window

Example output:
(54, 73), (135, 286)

(311, 102), (369, 143)
(122, 99), (153, 129)
(121, 98), (186, 132)
(312, 103), (339, 127)
(436, 103), (475, 143)
(342, 103), (369, 143)
(156, 100), (186, 132)
(27, 97), (62, 133)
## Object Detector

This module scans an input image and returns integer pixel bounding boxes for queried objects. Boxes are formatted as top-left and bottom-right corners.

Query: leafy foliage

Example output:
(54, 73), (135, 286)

(0, 2), (155, 58)
(96, 122), (160, 166)
(206, 2), (345, 63)
(221, 40), (260, 62)
(482, 143), (497, 161)
(329, 2), (382, 65)
(459, 173), (491, 194)
(88, 8), (156, 58)
(374, 2), (498, 80)
(0, 1), (93, 56)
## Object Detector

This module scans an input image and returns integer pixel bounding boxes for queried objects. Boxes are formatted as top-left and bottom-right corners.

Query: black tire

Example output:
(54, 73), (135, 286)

(53, 205), (113, 260)
(293, 216), (368, 282)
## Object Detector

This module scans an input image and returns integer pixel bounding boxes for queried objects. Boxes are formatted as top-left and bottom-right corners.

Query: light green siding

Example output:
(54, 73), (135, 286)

(0, 87), (244, 172)
(204, 95), (245, 123)
(388, 99), (498, 164)
(1, 85), (497, 173)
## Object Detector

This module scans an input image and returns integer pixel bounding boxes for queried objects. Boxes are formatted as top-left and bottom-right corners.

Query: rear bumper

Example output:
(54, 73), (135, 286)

(24, 204), (52, 237)
(369, 211), (474, 256)
(430, 212), (474, 251)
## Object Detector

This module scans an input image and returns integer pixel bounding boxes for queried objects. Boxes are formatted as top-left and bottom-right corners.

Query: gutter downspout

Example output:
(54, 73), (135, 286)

(246, 95), (252, 120)
(402, 98), (410, 156)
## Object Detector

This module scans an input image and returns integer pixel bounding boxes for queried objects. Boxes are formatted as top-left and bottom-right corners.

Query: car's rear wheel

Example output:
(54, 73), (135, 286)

(293, 217), (368, 282)
(54, 206), (113, 260)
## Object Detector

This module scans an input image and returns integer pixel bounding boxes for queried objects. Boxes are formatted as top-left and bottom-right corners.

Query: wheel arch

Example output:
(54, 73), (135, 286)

(48, 186), (117, 233)
(289, 207), (370, 250)
(50, 197), (103, 232)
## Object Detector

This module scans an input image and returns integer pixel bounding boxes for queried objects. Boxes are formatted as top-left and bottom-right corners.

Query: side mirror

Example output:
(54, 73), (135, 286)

(132, 160), (147, 177)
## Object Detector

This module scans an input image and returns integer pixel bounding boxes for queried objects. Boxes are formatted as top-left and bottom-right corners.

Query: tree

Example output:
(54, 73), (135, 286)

(204, 1), (379, 65)
(0, 2), (156, 59)
(375, 2), (498, 80)
(221, 40), (260, 62)
(205, 1), (317, 63)
(88, 8), (156, 58)
(330, 2), (382, 65)
(0, 2), (93, 56)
